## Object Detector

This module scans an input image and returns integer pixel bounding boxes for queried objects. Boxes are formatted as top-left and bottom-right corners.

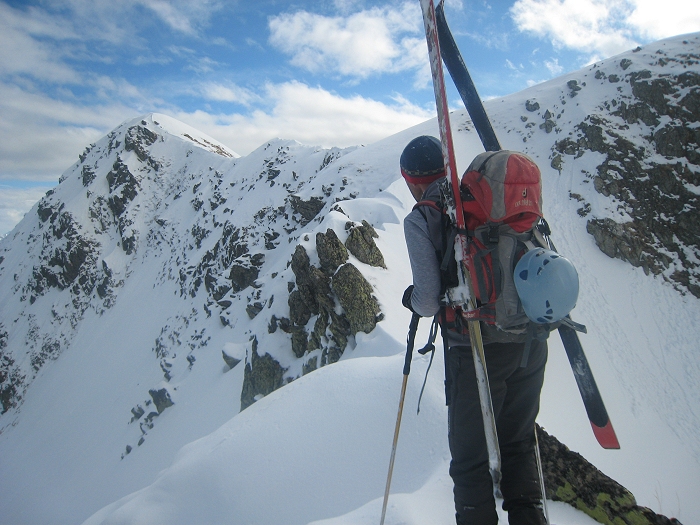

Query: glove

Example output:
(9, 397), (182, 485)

(402, 285), (416, 313)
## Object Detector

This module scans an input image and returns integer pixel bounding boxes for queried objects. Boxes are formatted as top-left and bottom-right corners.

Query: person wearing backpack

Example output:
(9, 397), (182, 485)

(401, 135), (548, 525)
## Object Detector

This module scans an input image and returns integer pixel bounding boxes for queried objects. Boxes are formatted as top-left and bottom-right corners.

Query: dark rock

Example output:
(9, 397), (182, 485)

(539, 119), (556, 133)
(222, 350), (241, 370)
(554, 69), (700, 298)
(328, 309), (351, 349)
(526, 100), (540, 112)
(331, 263), (381, 334)
(629, 71), (673, 115)
(277, 317), (292, 333)
(289, 195), (325, 225)
(124, 125), (159, 167)
(265, 231), (280, 249)
(240, 337), (286, 410)
(229, 264), (259, 292)
(246, 302), (264, 319)
(205, 270), (231, 301)
(290, 245), (334, 317)
(302, 356), (318, 375)
(613, 101), (660, 126)
(310, 310), (329, 350)
(653, 125), (700, 159)
(288, 289), (312, 326)
(81, 165), (96, 187)
(130, 405), (145, 422)
(587, 218), (671, 276)
(567, 79), (582, 97)
(0, 340), (25, 414)
(148, 388), (174, 413)
(316, 228), (348, 274)
(106, 158), (139, 218)
(291, 327), (308, 358)
(550, 154), (563, 173)
(322, 346), (344, 366)
(537, 425), (681, 524)
(345, 221), (386, 268)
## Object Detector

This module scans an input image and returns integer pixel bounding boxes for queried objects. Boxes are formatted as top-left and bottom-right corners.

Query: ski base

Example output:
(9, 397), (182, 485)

(591, 419), (620, 450)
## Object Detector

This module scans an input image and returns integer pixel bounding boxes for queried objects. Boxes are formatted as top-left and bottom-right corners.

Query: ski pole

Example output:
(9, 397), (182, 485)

(380, 312), (420, 525)
(534, 425), (551, 525)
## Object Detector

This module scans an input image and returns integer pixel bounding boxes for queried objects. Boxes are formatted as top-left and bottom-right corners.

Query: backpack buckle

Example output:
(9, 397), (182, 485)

(488, 224), (499, 244)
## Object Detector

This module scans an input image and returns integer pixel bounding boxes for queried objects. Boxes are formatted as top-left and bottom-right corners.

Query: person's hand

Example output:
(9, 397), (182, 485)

(402, 285), (415, 313)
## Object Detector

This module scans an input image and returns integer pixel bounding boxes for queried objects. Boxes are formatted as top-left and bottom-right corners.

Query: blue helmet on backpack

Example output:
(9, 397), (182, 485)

(514, 249), (579, 324)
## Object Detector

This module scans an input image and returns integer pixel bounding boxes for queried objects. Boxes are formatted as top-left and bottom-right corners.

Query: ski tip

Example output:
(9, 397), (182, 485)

(591, 419), (620, 449)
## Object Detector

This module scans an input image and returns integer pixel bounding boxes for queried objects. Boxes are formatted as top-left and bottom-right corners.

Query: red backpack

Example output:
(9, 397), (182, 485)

(416, 150), (546, 342)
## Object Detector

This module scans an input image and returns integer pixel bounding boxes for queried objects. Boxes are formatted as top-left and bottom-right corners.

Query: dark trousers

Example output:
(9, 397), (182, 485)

(447, 340), (547, 525)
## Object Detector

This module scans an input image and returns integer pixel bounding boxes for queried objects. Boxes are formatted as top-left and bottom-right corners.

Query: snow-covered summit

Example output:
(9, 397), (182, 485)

(137, 112), (240, 158)
(0, 32), (699, 525)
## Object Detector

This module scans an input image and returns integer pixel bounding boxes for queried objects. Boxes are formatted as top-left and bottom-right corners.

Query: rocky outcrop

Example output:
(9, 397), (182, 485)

(286, 243), (350, 362)
(124, 124), (159, 169)
(289, 195), (325, 226)
(345, 220), (386, 269)
(316, 228), (348, 274)
(552, 59), (700, 297)
(222, 350), (241, 370)
(538, 426), (682, 525)
(148, 387), (174, 414)
(0, 326), (23, 414)
(106, 157), (140, 255)
(240, 337), (287, 410)
(331, 263), (381, 334)
(243, 224), (385, 409)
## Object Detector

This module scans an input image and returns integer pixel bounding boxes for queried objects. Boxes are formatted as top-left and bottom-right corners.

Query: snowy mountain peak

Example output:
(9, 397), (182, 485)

(1, 33), (699, 525)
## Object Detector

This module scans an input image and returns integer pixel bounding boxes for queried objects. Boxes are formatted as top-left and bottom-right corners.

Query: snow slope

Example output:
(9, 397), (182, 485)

(1, 34), (699, 525)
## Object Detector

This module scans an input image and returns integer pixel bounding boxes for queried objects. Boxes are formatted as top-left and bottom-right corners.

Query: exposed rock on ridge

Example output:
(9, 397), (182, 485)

(544, 38), (700, 297)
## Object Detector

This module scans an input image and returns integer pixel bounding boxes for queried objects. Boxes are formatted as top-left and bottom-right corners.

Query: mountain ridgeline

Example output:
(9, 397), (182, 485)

(1, 33), (698, 525)
(0, 113), (388, 420)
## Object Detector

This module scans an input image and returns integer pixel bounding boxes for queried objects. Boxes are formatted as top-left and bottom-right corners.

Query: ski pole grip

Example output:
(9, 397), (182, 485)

(404, 313), (420, 376)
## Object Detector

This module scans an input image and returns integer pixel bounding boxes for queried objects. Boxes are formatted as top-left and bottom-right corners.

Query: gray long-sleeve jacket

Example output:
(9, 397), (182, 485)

(403, 180), (471, 348)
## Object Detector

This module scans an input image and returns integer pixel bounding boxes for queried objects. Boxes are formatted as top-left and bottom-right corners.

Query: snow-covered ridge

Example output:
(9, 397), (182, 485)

(141, 112), (239, 158)
(0, 32), (698, 525)
(485, 32), (700, 298)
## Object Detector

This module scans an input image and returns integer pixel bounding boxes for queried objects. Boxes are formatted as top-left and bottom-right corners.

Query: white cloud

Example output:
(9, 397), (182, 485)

(627, 0), (700, 40)
(545, 58), (564, 75)
(0, 81), (135, 181)
(511, 0), (700, 58)
(0, 184), (55, 237)
(510, 0), (637, 57)
(268, 3), (425, 79)
(0, 73), (432, 181)
(505, 59), (522, 71)
(173, 81), (433, 156)
(138, 0), (198, 35)
(201, 83), (259, 106)
(0, 3), (80, 84)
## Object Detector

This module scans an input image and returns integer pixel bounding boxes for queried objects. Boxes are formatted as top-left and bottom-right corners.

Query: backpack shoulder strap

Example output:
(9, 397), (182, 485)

(413, 199), (444, 213)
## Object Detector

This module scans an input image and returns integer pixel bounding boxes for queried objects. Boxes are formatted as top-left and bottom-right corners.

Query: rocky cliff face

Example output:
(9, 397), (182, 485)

(0, 113), (388, 443)
(499, 35), (700, 299)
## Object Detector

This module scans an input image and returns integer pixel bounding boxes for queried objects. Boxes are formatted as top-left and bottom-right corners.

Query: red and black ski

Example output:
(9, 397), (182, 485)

(435, 1), (619, 450)
(418, 0), (503, 494)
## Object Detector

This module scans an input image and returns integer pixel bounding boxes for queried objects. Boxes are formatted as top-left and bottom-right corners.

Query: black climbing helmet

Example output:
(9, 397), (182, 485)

(400, 135), (445, 184)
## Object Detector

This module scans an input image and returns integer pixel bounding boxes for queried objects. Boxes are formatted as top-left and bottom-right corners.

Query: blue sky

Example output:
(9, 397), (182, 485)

(1, 0), (699, 235)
